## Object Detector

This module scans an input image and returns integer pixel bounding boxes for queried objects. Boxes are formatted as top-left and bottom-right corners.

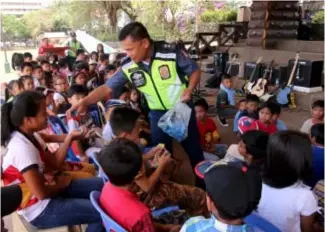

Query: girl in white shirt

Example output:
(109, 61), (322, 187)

(257, 131), (318, 232)
(1, 91), (104, 231)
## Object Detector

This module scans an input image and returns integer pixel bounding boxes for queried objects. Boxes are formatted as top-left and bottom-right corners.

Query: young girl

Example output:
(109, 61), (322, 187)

(5, 80), (24, 102)
(130, 88), (141, 112)
(19, 75), (35, 91)
(1, 91), (103, 231)
(257, 131), (318, 232)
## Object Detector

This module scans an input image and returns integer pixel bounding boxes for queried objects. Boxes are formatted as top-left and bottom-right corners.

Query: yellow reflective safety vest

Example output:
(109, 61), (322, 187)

(68, 41), (82, 57)
(121, 42), (188, 110)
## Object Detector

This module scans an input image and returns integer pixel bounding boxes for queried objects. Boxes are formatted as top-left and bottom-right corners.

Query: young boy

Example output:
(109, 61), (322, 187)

(216, 74), (236, 126)
(256, 101), (278, 134)
(58, 58), (72, 80)
(272, 101), (287, 131)
(113, 86), (131, 103)
(238, 94), (259, 120)
(23, 52), (33, 62)
(181, 162), (262, 232)
(66, 84), (100, 162)
(109, 107), (208, 217)
(301, 100), (324, 133)
(102, 99), (127, 143)
(233, 99), (246, 133)
(98, 139), (178, 232)
(307, 123), (324, 187)
(33, 65), (45, 87)
(194, 98), (224, 161)
(20, 62), (33, 77)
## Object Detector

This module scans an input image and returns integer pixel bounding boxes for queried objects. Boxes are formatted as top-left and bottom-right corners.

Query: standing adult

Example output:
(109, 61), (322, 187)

(65, 32), (84, 71)
(38, 37), (54, 57)
(67, 22), (205, 188)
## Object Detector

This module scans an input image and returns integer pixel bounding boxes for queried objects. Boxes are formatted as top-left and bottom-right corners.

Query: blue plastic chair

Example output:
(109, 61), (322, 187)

(90, 191), (127, 232)
(244, 213), (281, 232)
(91, 152), (109, 182)
(151, 206), (180, 218)
(48, 116), (79, 162)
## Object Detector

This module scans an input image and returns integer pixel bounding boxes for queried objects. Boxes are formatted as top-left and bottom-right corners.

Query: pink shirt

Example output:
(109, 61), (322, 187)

(100, 182), (155, 232)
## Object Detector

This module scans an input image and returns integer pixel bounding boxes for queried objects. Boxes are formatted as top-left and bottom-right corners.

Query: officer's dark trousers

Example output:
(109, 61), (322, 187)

(149, 102), (206, 189)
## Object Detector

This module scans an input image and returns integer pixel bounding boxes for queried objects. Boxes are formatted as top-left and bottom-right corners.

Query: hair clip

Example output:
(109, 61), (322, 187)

(242, 166), (248, 173)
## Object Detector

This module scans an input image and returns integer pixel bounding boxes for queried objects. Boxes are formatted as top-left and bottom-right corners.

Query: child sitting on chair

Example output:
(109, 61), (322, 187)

(102, 99), (127, 143)
(181, 162), (262, 232)
(194, 98), (227, 161)
(98, 139), (179, 232)
(66, 84), (102, 162)
(110, 107), (208, 217)
(216, 74), (237, 127)
(301, 100), (324, 134)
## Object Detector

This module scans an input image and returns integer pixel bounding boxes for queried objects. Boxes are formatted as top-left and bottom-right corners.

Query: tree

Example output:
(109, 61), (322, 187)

(2, 15), (30, 40)
(23, 9), (53, 38)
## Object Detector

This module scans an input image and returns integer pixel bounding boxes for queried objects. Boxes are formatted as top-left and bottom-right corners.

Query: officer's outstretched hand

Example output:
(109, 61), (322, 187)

(66, 100), (87, 118)
(181, 88), (192, 103)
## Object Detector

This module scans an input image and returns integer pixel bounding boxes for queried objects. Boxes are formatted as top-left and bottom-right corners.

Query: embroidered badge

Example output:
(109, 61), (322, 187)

(130, 71), (146, 87)
(159, 65), (171, 80)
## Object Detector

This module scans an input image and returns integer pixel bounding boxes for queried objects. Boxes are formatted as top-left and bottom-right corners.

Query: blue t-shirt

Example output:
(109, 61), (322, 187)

(306, 145), (324, 187)
(233, 110), (243, 133)
(106, 43), (198, 91)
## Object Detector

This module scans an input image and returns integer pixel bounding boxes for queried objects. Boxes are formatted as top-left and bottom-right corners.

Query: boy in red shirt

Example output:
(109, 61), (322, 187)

(195, 99), (227, 160)
(256, 101), (278, 134)
(98, 138), (178, 232)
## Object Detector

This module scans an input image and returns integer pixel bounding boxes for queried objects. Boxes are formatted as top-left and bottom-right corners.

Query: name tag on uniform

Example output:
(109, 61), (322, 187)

(131, 71), (146, 87)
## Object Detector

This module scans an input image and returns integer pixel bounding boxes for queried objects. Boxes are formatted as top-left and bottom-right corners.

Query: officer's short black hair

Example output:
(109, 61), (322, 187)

(118, 22), (152, 42)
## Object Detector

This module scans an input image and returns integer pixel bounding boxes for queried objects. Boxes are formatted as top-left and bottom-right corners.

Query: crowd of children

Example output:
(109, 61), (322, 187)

(1, 39), (324, 232)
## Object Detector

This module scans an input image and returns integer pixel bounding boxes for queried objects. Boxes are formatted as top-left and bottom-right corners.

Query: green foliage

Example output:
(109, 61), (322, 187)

(312, 10), (324, 24)
(2, 15), (31, 40)
(201, 8), (237, 23)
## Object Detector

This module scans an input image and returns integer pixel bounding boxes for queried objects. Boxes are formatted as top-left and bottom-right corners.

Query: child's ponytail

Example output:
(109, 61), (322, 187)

(1, 101), (15, 146)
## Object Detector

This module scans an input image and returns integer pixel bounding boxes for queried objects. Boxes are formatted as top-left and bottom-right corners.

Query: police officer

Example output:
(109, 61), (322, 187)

(65, 32), (84, 71)
(67, 22), (205, 188)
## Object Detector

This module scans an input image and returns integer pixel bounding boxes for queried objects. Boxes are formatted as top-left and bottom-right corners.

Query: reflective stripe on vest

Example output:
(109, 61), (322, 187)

(122, 54), (186, 110)
(68, 41), (81, 57)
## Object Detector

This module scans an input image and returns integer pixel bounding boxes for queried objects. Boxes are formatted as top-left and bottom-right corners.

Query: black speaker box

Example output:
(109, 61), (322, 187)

(269, 65), (288, 86)
(244, 62), (265, 81)
(225, 62), (240, 76)
(288, 59), (324, 87)
(213, 52), (229, 73)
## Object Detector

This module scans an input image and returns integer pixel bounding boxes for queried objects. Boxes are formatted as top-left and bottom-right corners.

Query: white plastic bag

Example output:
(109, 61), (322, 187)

(158, 102), (192, 141)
